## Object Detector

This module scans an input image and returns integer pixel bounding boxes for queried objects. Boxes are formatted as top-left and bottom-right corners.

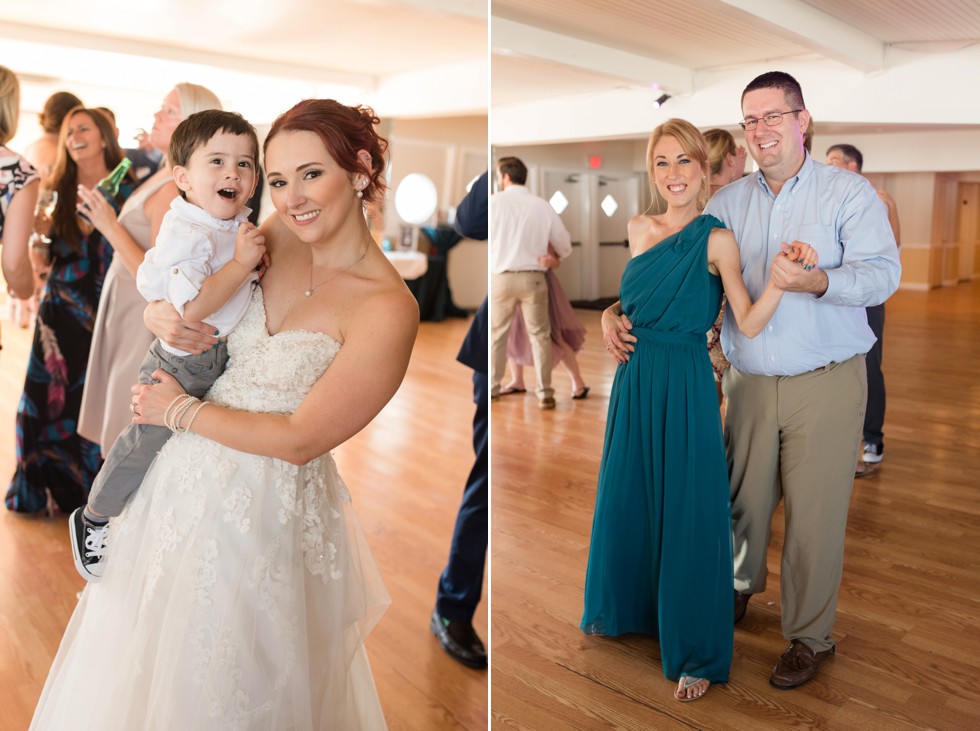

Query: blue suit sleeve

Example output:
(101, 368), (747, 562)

(455, 171), (488, 241)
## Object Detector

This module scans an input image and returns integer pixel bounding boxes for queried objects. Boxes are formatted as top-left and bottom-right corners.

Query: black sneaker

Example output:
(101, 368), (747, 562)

(69, 508), (110, 582)
(430, 610), (487, 669)
(862, 442), (884, 464)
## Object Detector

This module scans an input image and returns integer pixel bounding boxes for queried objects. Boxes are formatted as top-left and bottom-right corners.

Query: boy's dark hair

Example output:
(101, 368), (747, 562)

(169, 110), (259, 169)
(497, 156), (528, 185)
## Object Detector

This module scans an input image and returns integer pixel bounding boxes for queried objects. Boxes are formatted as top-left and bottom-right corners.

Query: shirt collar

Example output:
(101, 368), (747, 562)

(754, 151), (813, 197)
(171, 195), (250, 231)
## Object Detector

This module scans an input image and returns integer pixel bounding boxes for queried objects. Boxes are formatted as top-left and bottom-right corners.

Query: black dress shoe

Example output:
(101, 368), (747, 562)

(430, 610), (487, 669)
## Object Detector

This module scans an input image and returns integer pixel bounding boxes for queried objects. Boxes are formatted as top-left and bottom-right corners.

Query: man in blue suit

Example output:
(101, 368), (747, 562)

(431, 172), (489, 669)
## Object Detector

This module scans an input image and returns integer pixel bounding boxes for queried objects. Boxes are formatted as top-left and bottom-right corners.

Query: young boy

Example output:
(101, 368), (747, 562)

(70, 110), (265, 581)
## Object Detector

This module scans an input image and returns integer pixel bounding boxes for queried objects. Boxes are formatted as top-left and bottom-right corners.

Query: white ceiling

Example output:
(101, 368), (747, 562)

(1, 0), (487, 147)
(491, 0), (980, 145)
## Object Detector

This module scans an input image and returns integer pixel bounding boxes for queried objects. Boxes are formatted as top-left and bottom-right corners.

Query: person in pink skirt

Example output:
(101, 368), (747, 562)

(499, 245), (589, 400)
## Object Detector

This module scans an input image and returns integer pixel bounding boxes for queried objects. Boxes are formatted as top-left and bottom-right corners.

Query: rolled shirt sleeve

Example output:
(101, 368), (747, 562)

(548, 207), (573, 260)
(137, 224), (215, 317)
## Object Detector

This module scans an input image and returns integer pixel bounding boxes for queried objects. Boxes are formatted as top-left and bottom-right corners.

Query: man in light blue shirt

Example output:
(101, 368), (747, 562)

(704, 71), (900, 690)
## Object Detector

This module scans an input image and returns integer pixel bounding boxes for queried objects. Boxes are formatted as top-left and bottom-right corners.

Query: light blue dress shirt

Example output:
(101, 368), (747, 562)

(705, 154), (901, 376)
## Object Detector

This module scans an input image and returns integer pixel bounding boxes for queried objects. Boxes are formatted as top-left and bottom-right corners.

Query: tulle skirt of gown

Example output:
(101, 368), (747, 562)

(31, 288), (390, 730)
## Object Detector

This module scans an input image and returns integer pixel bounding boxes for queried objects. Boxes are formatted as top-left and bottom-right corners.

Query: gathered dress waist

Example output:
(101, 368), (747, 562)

(631, 326), (703, 346)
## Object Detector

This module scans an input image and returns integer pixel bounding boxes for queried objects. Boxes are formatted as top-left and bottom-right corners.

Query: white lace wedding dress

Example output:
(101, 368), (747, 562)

(31, 288), (390, 730)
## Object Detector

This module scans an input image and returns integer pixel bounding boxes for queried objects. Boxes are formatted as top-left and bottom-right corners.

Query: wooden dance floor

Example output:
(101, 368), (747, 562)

(491, 281), (980, 730)
(0, 307), (487, 730)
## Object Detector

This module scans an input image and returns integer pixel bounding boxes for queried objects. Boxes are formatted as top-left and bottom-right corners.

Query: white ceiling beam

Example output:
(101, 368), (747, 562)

(0, 21), (377, 89)
(492, 17), (694, 93)
(390, 0), (487, 20)
(373, 57), (488, 117)
(717, 0), (885, 72)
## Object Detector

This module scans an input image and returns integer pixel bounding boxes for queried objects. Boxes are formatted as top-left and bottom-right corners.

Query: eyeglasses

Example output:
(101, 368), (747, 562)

(739, 110), (803, 131)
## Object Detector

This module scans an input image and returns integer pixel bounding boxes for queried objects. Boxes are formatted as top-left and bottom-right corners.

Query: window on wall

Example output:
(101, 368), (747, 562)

(601, 194), (619, 217)
(549, 190), (569, 215)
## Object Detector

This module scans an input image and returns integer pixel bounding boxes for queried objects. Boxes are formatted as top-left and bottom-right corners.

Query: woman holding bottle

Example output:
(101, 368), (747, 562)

(77, 83), (222, 457)
(5, 107), (135, 514)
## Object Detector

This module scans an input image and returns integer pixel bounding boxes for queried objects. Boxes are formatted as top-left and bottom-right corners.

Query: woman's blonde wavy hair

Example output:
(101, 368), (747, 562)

(645, 118), (712, 213)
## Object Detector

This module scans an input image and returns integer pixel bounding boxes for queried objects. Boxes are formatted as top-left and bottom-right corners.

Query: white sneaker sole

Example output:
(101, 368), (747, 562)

(69, 512), (105, 583)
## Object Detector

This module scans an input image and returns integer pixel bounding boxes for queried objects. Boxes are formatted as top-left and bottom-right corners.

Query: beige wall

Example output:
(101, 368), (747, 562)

(389, 115), (488, 309)
(498, 137), (980, 292)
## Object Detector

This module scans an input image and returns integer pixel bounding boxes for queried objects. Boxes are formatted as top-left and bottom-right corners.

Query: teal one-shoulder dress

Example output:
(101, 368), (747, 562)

(581, 214), (733, 684)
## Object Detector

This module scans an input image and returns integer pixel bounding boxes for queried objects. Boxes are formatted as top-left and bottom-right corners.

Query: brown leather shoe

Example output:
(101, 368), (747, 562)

(769, 640), (835, 689)
(734, 591), (751, 625)
(539, 397), (556, 410)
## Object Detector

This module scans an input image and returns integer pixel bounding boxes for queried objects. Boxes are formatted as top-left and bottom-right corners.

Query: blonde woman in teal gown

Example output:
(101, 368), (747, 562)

(580, 119), (818, 702)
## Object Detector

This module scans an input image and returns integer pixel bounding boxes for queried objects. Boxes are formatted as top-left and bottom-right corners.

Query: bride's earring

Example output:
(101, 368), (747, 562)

(355, 177), (367, 199)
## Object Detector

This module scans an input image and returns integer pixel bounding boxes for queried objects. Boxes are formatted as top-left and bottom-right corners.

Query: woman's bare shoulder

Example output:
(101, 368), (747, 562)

(628, 213), (656, 233)
(359, 254), (420, 326)
(708, 226), (736, 247)
(628, 213), (667, 255)
(707, 226), (739, 267)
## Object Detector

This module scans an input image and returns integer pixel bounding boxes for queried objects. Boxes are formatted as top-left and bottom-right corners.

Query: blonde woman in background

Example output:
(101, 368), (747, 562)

(77, 83), (222, 456)
(0, 65), (40, 333)
(702, 128), (746, 407)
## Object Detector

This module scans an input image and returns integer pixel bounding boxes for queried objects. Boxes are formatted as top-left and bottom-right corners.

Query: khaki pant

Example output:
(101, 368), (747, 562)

(722, 356), (866, 652)
(490, 272), (552, 400)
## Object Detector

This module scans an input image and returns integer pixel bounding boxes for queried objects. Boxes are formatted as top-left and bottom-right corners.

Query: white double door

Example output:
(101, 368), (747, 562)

(534, 168), (643, 302)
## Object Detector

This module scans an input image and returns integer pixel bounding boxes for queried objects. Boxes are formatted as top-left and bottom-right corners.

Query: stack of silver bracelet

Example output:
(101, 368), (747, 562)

(163, 394), (208, 434)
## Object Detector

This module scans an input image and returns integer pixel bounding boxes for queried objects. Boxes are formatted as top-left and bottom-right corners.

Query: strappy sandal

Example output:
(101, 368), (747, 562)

(675, 675), (710, 702)
(498, 385), (526, 396)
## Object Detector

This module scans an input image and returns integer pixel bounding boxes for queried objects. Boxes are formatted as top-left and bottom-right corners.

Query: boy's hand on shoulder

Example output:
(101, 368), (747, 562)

(235, 221), (267, 270)
(256, 252), (272, 280)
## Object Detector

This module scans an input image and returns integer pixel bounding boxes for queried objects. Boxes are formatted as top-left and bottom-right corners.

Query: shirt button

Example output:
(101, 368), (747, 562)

(770, 355), (776, 362)
(768, 326), (774, 331)
(172, 267), (179, 274)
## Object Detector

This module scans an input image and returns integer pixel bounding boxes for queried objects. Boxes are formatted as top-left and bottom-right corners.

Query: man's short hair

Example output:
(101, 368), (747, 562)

(742, 71), (806, 113)
(826, 143), (864, 172)
(497, 156), (528, 185)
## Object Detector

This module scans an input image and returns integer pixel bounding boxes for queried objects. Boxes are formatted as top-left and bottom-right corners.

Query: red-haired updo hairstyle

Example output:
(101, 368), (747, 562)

(263, 99), (388, 203)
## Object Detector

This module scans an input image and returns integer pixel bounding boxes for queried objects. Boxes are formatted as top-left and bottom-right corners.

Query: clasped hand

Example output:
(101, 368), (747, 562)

(770, 241), (819, 290)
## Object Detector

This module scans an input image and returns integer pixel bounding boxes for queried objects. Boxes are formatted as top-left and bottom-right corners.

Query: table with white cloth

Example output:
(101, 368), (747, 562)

(384, 250), (428, 280)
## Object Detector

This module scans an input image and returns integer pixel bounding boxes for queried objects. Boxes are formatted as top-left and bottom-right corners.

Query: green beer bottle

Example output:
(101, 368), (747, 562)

(79, 157), (132, 223)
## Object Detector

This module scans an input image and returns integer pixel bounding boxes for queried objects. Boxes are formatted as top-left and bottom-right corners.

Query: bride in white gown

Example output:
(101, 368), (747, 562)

(31, 99), (419, 730)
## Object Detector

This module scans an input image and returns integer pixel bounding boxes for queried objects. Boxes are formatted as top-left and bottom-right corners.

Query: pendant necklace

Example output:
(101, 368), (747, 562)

(305, 243), (368, 297)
